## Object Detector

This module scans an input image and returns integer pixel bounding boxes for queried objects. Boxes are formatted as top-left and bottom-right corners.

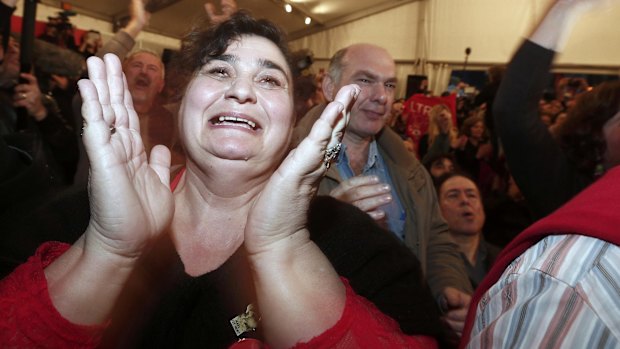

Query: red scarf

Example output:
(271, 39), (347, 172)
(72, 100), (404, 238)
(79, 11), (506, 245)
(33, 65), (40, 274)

(460, 165), (620, 347)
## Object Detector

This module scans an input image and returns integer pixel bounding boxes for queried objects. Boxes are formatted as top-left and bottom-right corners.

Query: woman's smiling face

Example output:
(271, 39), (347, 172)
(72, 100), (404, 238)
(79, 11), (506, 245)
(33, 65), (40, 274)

(179, 34), (294, 169)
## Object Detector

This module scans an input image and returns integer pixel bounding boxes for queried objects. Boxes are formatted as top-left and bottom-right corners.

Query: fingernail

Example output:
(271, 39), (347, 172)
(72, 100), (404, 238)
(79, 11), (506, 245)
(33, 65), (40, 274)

(337, 103), (344, 113)
(371, 210), (385, 219)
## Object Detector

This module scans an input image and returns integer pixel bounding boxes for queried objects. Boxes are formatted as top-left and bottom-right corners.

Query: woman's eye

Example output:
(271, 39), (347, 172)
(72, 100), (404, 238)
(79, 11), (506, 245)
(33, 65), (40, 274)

(259, 75), (283, 88)
(206, 67), (229, 77)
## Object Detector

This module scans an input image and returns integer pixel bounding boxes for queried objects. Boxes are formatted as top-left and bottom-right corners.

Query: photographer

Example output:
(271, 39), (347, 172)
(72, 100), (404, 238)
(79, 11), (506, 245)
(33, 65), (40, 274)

(38, 12), (78, 51)
(1, 0), (78, 212)
(77, 30), (102, 59)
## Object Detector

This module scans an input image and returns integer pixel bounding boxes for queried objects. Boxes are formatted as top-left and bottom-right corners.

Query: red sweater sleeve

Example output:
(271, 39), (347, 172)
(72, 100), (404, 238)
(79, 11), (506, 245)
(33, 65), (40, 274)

(0, 242), (106, 348)
(291, 279), (438, 349)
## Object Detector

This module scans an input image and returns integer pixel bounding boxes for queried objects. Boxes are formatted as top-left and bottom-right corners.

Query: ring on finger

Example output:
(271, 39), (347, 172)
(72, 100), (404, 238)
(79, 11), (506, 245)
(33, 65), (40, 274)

(323, 142), (342, 169)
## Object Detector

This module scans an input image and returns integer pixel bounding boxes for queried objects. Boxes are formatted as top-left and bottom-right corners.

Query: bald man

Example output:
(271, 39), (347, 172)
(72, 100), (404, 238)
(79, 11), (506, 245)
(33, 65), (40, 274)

(294, 43), (472, 338)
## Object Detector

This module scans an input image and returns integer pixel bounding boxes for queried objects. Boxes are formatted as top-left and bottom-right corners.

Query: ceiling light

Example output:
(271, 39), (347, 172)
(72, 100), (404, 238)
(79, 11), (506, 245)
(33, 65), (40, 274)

(304, 16), (311, 25)
(284, 4), (292, 12)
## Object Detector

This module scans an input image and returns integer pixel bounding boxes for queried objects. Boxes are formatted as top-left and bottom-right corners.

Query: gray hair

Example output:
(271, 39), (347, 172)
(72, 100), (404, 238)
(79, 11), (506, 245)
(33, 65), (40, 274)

(327, 47), (349, 85)
(123, 49), (165, 79)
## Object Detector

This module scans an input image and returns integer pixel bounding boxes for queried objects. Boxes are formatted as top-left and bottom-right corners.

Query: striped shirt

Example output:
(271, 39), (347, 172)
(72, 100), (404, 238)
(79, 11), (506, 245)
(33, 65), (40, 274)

(467, 234), (620, 349)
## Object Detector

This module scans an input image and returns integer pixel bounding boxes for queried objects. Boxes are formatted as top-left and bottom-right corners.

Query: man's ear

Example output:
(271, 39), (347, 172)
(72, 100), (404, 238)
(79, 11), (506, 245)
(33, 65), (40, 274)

(322, 75), (336, 101)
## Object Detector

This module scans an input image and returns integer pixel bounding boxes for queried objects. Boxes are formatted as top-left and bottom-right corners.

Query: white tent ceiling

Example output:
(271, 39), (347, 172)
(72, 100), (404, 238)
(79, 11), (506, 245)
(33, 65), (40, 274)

(23, 0), (620, 96)
(39, 0), (417, 40)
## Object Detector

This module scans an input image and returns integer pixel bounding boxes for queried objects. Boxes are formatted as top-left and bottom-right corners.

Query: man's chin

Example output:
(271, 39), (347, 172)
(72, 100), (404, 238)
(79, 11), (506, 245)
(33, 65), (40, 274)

(129, 92), (150, 103)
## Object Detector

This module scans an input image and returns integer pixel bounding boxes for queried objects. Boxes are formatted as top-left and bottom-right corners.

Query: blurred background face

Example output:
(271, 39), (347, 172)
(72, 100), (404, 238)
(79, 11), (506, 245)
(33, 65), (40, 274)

(84, 31), (102, 48)
(436, 109), (452, 132)
(429, 157), (454, 179)
(123, 52), (165, 106)
(439, 176), (485, 236)
(470, 121), (484, 140)
(392, 100), (404, 116)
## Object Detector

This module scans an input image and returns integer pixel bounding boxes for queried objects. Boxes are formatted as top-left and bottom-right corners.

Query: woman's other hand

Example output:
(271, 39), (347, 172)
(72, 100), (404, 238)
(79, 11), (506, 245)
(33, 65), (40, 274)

(79, 54), (173, 260)
(44, 54), (174, 326)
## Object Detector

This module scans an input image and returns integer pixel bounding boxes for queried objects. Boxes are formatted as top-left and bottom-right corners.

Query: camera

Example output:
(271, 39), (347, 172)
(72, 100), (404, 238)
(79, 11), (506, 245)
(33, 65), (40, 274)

(291, 49), (314, 76)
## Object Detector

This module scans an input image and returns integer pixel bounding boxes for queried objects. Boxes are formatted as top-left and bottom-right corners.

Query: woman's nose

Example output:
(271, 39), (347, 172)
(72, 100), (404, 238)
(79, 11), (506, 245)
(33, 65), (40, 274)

(225, 77), (257, 104)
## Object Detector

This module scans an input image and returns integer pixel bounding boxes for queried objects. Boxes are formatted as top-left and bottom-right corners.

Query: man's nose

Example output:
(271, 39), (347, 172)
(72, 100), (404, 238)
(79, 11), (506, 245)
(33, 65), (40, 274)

(372, 84), (389, 105)
(459, 193), (471, 204)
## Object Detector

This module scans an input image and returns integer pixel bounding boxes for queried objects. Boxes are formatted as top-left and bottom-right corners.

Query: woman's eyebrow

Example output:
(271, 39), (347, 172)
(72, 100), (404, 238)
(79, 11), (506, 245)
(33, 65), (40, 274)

(258, 58), (289, 78)
(210, 54), (237, 64)
(207, 55), (288, 77)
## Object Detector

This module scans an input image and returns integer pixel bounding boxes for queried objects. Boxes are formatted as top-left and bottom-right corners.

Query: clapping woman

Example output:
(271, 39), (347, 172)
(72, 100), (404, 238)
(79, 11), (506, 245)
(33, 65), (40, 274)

(1, 12), (437, 349)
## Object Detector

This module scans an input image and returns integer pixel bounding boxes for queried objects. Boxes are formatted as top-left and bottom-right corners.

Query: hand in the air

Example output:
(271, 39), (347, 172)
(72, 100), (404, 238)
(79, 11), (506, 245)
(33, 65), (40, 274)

(79, 54), (173, 261)
(245, 84), (360, 255)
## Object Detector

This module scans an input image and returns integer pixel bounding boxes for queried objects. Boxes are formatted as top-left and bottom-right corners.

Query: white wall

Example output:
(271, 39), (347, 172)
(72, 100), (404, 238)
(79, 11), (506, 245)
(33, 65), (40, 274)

(14, 0), (618, 94)
(427, 0), (620, 66)
(290, 0), (620, 96)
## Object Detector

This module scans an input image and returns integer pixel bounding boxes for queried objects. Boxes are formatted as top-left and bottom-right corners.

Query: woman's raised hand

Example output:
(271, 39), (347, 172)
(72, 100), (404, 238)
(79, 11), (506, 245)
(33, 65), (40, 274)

(79, 54), (174, 261)
(244, 84), (360, 349)
(244, 84), (359, 254)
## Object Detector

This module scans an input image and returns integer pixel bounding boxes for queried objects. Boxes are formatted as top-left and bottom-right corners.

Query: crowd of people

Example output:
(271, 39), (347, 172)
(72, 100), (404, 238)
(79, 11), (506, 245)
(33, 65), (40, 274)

(1, 0), (619, 348)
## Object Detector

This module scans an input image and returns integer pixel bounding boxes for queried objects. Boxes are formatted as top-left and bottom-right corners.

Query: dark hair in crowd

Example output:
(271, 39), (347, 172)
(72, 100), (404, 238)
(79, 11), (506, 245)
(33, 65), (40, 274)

(434, 170), (479, 196)
(555, 80), (620, 177)
(459, 114), (487, 139)
(168, 10), (293, 102)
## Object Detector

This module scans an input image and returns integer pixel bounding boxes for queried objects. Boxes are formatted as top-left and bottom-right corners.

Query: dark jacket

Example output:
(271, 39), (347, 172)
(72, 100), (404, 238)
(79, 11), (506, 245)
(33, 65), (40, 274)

(493, 40), (593, 218)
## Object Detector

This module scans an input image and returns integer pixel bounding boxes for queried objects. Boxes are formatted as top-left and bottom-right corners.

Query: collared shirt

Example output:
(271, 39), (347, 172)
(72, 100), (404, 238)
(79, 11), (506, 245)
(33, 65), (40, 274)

(460, 238), (500, 290)
(467, 234), (620, 348)
(335, 140), (407, 240)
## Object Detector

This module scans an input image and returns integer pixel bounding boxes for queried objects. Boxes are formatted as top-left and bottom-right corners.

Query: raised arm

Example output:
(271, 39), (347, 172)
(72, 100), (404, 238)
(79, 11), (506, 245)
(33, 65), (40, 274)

(0, 54), (173, 347)
(492, 0), (607, 217)
(45, 54), (173, 324)
(245, 85), (434, 349)
(528, 0), (606, 50)
(44, 54), (173, 325)
(244, 85), (357, 348)
(98, 0), (150, 60)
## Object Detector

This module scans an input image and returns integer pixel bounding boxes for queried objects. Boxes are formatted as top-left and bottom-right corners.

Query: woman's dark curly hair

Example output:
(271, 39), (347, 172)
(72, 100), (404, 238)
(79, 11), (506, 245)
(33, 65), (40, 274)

(168, 10), (293, 102)
(555, 80), (620, 177)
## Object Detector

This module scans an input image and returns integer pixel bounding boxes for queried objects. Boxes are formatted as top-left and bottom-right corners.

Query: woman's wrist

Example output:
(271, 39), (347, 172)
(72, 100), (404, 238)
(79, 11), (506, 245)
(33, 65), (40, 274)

(45, 234), (139, 325)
